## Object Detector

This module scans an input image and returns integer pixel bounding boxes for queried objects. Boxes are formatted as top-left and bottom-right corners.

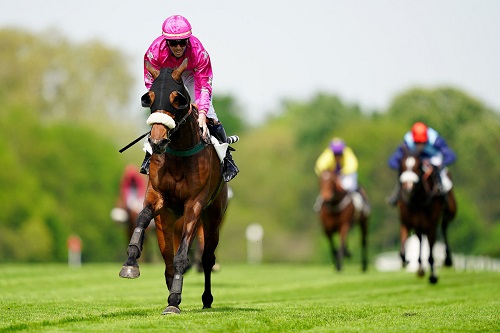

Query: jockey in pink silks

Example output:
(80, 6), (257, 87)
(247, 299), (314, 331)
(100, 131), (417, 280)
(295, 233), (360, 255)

(139, 15), (239, 182)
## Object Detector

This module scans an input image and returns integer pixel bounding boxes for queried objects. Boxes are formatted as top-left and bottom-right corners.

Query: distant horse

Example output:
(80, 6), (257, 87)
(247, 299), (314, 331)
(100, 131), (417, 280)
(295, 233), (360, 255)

(111, 165), (155, 261)
(397, 152), (457, 284)
(318, 170), (370, 272)
(119, 59), (229, 314)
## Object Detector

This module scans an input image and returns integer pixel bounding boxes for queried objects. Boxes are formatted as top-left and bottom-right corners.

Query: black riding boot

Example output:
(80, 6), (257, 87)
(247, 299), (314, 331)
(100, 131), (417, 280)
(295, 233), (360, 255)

(209, 122), (239, 182)
(139, 152), (151, 175)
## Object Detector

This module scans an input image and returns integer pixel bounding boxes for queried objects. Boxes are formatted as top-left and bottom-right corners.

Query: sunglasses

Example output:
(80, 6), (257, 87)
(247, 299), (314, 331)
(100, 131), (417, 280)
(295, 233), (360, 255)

(167, 39), (188, 47)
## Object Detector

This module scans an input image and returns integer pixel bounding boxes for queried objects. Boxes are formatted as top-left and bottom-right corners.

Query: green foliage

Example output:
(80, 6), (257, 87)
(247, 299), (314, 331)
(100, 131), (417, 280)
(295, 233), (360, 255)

(0, 28), (133, 123)
(0, 28), (135, 262)
(212, 95), (246, 135)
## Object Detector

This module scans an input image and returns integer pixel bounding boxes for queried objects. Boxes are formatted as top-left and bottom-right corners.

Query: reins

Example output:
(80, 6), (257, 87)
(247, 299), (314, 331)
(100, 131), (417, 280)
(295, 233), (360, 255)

(162, 104), (210, 156)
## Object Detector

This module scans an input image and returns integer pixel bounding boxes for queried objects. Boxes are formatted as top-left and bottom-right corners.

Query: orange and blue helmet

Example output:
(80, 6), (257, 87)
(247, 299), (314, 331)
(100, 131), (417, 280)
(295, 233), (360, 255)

(411, 122), (428, 143)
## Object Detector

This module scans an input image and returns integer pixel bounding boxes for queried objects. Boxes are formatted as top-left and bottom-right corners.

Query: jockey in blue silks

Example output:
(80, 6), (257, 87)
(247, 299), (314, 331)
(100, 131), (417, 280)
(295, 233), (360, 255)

(387, 122), (456, 206)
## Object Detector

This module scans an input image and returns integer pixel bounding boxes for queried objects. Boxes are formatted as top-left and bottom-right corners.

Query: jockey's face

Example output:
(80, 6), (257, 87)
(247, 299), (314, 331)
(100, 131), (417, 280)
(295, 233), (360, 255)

(167, 39), (188, 58)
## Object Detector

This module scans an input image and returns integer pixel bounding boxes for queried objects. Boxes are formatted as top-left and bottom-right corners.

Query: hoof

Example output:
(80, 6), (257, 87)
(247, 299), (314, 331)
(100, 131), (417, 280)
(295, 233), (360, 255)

(119, 266), (140, 279)
(417, 268), (425, 277)
(429, 276), (439, 284)
(162, 306), (181, 315)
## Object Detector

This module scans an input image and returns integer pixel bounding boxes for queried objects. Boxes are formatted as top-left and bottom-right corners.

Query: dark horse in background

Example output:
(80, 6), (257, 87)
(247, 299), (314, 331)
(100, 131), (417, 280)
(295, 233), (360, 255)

(397, 151), (457, 284)
(119, 59), (229, 314)
(318, 170), (370, 272)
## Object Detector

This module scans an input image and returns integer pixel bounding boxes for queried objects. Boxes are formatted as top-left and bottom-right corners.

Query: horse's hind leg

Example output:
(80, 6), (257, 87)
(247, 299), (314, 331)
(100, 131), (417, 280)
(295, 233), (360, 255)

(441, 216), (453, 267)
(200, 222), (221, 309)
(119, 206), (153, 279)
(442, 191), (456, 267)
(325, 233), (339, 271)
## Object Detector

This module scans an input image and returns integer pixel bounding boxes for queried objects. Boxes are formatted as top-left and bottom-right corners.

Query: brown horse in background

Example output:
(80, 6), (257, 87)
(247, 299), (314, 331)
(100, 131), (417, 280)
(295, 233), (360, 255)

(111, 165), (155, 261)
(119, 59), (228, 314)
(397, 152), (457, 284)
(318, 170), (370, 272)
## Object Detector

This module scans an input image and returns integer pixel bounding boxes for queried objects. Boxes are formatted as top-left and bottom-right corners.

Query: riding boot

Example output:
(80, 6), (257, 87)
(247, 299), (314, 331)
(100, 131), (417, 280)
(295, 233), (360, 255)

(386, 183), (400, 206)
(435, 173), (445, 195)
(139, 152), (151, 175)
(208, 122), (239, 182)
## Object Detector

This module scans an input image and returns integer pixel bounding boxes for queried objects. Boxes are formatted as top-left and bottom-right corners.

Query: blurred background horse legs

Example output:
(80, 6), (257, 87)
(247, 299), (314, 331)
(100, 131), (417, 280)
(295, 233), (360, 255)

(318, 170), (370, 272)
(397, 155), (456, 284)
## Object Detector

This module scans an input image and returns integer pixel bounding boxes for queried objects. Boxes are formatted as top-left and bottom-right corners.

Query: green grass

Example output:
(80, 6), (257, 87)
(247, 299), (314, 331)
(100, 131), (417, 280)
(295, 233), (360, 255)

(0, 263), (498, 332)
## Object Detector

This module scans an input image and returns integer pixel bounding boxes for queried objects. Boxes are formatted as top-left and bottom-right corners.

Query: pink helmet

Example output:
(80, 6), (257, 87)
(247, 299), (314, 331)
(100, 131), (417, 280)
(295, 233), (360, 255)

(162, 15), (192, 40)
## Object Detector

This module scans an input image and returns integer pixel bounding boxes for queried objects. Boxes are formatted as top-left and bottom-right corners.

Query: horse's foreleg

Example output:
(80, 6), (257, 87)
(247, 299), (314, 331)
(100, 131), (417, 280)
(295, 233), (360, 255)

(416, 233), (425, 277)
(156, 214), (177, 292)
(163, 209), (201, 314)
(119, 206), (153, 279)
(427, 231), (438, 284)
(399, 224), (409, 267)
(337, 224), (350, 272)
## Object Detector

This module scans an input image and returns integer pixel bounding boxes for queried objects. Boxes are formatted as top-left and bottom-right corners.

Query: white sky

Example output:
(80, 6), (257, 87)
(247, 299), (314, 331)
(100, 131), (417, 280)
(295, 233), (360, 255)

(1, 0), (499, 124)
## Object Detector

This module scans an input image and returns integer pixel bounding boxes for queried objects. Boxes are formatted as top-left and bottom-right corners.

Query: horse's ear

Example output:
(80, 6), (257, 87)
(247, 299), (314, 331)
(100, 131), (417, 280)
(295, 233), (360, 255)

(141, 91), (154, 108)
(170, 90), (189, 109)
(172, 58), (188, 82)
(145, 61), (160, 80)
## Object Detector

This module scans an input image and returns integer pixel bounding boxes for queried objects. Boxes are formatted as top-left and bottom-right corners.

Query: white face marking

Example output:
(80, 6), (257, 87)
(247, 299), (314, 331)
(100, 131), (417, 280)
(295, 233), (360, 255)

(405, 157), (416, 169)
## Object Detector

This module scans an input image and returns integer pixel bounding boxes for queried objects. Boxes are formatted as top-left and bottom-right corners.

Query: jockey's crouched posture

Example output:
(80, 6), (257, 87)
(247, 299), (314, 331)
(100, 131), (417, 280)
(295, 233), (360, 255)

(139, 15), (239, 182)
(314, 137), (368, 212)
(386, 122), (456, 205)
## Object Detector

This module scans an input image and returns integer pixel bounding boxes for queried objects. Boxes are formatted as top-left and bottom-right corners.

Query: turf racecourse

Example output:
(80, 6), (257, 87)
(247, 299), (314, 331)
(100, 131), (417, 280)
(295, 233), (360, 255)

(0, 263), (498, 333)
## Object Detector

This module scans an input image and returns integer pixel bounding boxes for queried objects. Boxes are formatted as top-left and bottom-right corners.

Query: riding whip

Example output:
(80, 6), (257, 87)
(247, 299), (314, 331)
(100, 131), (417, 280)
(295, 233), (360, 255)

(119, 131), (150, 153)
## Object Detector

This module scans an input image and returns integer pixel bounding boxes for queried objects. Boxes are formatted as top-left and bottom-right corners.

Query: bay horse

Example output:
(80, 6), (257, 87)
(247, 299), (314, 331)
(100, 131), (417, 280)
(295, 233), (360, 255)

(397, 152), (457, 284)
(119, 59), (228, 314)
(318, 170), (370, 272)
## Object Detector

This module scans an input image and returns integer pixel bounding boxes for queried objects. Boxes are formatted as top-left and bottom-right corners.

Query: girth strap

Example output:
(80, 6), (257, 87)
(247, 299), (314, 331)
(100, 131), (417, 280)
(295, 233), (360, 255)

(165, 141), (207, 156)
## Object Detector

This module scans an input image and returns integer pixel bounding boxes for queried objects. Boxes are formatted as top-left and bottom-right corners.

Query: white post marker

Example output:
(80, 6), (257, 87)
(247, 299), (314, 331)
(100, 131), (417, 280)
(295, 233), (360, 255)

(245, 223), (264, 264)
(67, 235), (82, 268)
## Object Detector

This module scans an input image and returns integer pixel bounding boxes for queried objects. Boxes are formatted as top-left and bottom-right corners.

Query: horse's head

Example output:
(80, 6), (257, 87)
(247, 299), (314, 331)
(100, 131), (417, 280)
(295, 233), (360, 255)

(319, 170), (345, 202)
(141, 59), (191, 154)
(399, 152), (430, 201)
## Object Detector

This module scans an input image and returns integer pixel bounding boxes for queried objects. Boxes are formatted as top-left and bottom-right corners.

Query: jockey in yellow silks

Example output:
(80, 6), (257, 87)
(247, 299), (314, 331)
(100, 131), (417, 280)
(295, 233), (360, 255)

(315, 138), (359, 192)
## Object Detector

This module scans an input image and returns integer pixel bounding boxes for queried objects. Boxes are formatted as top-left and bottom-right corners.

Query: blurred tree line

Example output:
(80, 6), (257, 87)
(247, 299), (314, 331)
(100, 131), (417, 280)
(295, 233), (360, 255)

(0, 29), (498, 263)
